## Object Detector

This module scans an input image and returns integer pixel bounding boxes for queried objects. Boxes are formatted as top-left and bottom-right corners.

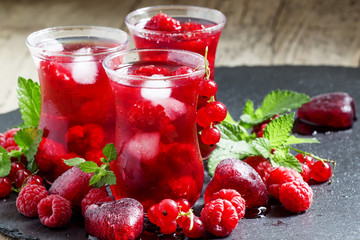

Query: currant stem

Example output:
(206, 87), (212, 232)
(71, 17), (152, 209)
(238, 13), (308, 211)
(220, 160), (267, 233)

(204, 46), (210, 80)
(290, 146), (336, 183)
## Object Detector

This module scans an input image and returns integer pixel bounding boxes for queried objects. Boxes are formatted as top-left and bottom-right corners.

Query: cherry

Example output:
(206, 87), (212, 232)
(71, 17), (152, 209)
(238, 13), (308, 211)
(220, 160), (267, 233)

(8, 161), (26, 181)
(26, 175), (44, 186)
(196, 107), (211, 128)
(0, 177), (12, 198)
(311, 161), (332, 182)
(198, 80), (218, 97)
(201, 127), (221, 145)
(14, 169), (31, 188)
(205, 101), (227, 123)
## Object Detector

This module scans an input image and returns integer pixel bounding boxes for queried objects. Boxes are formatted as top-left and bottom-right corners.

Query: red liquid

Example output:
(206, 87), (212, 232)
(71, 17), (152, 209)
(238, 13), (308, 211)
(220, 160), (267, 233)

(109, 62), (204, 210)
(35, 38), (124, 182)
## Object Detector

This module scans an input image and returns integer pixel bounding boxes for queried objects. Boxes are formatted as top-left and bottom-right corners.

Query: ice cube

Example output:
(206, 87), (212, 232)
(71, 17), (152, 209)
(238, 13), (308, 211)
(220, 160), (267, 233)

(71, 48), (98, 84)
(42, 39), (64, 52)
(141, 77), (172, 99)
(153, 97), (187, 121)
(125, 132), (160, 163)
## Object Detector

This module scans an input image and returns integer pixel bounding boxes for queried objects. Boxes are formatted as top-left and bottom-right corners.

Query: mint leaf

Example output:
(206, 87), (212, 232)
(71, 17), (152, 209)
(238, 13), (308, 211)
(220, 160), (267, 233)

(13, 127), (43, 172)
(286, 135), (320, 145)
(0, 147), (11, 177)
(78, 161), (99, 173)
(217, 122), (250, 141)
(250, 138), (272, 159)
(17, 77), (41, 127)
(270, 147), (302, 172)
(89, 171), (104, 186)
(94, 171), (116, 188)
(223, 112), (237, 124)
(102, 143), (117, 163)
(64, 157), (86, 166)
(263, 113), (294, 148)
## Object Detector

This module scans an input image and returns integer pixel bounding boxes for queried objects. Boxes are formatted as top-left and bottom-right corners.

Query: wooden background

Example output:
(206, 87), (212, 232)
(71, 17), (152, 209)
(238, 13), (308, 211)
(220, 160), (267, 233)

(0, 0), (360, 239)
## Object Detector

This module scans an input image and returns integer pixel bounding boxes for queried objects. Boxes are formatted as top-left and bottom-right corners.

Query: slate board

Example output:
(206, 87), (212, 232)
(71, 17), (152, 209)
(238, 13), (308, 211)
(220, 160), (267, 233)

(1, 66), (360, 240)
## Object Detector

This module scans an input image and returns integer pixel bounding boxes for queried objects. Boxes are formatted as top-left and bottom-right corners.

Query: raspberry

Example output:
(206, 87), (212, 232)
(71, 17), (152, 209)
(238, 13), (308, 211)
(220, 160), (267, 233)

(244, 156), (273, 185)
(267, 166), (303, 199)
(172, 66), (194, 75)
(16, 184), (48, 217)
(131, 65), (171, 76)
(67, 124), (104, 156)
(38, 195), (72, 228)
(0, 177), (12, 198)
(311, 161), (332, 182)
(209, 189), (246, 219)
(181, 21), (206, 31)
(279, 180), (313, 213)
(81, 188), (113, 216)
(2, 128), (20, 150)
(49, 167), (93, 209)
(85, 199), (144, 240)
(145, 13), (181, 31)
(0, 133), (5, 147)
(200, 199), (239, 237)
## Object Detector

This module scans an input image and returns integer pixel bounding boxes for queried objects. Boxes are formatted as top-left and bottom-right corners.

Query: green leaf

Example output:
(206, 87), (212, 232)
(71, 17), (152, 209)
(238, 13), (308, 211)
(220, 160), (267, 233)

(78, 161), (99, 173)
(251, 138), (272, 158)
(0, 147), (11, 177)
(222, 111), (237, 124)
(64, 157), (86, 166)
(102, 143), (117, 163)
(285, 135), (320, 145)
(270, 147), (302, 172)
(263, 113), (294, 148)
(13, 127), (43, 172)
(17, 77), (41, 127)
(94, 171), (117, 188)
(89, 171), (104, 186)
(217, 122), (250, 141)
(242, 100), (255, 117)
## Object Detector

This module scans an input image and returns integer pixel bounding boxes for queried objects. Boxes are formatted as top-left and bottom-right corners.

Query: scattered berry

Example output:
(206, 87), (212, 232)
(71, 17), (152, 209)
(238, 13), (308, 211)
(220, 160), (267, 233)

(200, 199), (239, 237)
(0, 177), (12, 198)
(201, 127), (221, 145)
(267, 166), (303, 199)
(299, 162), (312, 182)
(180, 215), (205, 239)
(244, 156), (273, 185)
(16, 184), (48, 217)
(38, 195), (72, 228)
(198, 80), (218, 97)
(148, 199), (179, 234)
(295, 153), (315, 168)
(176, 198), (191, 212)
(311, 161), (332, 182)
(279, 180), (313, 213)
(208, 189), (246, 219)
(205, 101), (227, 123)
(145, 13), (181, 31)
(26, 175), (44, 186)
(81, 188), (113, 216)
(85, 198), (144, 240)
(8, 161), (26, 181)
(14, 169), (31, 188)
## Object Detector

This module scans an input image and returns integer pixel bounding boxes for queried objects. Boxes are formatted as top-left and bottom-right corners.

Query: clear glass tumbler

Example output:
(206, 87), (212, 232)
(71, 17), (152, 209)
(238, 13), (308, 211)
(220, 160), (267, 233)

(26, 26), (129, 182)
(103, 49), (205, 210)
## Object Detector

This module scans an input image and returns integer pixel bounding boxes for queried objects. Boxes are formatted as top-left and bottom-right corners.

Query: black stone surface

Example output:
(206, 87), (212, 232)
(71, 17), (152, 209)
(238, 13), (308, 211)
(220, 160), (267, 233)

(1, 66), (360, 240)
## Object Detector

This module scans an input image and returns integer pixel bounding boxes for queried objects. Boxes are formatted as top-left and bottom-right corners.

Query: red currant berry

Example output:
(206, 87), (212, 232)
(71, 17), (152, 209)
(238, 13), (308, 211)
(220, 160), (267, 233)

(311, 161), (332, 182)
(0, 177), (12, 198)
(26, 175), (44, 186)
(198, 80), (217, 97)
(295, 154), (315, 168)
(176, 198), (191, 212)
(196, 107), (211, 128)
(205, 101), (227, 123)
(157, 199), (179, 222)
(201, 127), (221, 145)
(8, 161), (26, 181)
(181, 215), (205, 238)
(14, 169), (31, 188)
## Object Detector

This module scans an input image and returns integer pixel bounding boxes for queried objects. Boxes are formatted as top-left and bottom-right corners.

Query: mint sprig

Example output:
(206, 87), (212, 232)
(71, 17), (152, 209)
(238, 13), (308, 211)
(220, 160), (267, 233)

(64, 143), (118, 188)
(0, 147), (11, 177)
(17, 77), (41, 127)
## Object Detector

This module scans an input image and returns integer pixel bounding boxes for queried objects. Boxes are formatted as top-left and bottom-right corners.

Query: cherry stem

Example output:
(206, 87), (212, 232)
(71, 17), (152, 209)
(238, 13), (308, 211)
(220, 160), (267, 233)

(290, 146), (336, 183)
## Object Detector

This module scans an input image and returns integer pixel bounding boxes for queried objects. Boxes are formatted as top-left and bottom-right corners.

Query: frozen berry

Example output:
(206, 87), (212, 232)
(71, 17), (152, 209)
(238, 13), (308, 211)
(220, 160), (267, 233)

(38, 195), (72, 228)
(311, 161), (332, 182)
(205, 159), (268, 208)
(49, 167), (93, 209)
(205, 101), (227, 123)
(16, 184), (48, 217)
(85, 198), (144, 240)
(267, 166), (303, 199)
(145, 13), (181, 31)
(200, 199), (238, 237)
(201, 127), (221, 145)
(244, 156), (273, 185)
(0, 177), (12, 198)
(81, 188), (113, 216)
(298, 92), (356, 128)
(198, 80), (218, 97)
(14, 169), (31, 188)
(208, 189), (246, 219)
(279, 180), (313, 213)
(26, 175), (44, 186)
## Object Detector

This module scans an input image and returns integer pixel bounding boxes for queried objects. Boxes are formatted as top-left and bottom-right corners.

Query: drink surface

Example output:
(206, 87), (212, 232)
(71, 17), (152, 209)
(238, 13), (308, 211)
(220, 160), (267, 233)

(35, 37), (121, 182)
(109, 62), (204, 210)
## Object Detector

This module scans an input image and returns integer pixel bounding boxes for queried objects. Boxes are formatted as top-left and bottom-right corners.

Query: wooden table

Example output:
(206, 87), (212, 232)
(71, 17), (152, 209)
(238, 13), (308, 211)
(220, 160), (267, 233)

(1, 0), (360, 239)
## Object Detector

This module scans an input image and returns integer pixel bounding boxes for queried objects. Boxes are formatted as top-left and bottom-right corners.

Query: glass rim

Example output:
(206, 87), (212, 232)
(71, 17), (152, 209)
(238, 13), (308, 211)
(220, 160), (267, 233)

(103, 48), (206, 84)
(26, 25), (129, 58)
(125, 5), (226, 36)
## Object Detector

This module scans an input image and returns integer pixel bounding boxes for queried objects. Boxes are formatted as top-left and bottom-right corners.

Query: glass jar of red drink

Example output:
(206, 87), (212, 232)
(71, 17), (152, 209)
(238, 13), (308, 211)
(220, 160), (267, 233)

(26, 26), (129, 182)
(103, 49), (205, 210)
(125, 5), (226, 159)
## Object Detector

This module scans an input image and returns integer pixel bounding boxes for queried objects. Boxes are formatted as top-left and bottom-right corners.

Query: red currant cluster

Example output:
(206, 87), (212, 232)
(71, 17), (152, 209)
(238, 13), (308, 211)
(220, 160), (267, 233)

(295, 153), (333, 183)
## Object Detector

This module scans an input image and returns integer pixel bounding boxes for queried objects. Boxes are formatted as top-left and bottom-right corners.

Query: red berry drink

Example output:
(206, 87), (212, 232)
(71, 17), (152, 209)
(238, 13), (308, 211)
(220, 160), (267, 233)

(103, 49), (205, 210)
(26, 26), (129, 182)
(126, 6), (226, 159)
